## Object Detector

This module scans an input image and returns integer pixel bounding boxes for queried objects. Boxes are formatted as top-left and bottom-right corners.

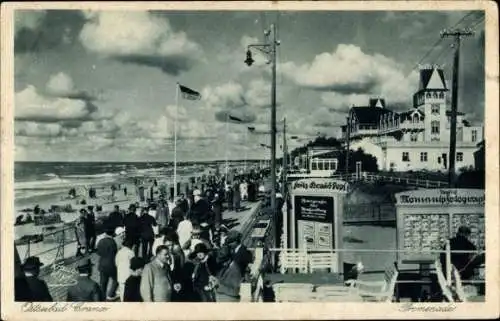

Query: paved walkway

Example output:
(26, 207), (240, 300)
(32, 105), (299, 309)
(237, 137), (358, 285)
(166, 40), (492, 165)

(40, 200), (262, 301)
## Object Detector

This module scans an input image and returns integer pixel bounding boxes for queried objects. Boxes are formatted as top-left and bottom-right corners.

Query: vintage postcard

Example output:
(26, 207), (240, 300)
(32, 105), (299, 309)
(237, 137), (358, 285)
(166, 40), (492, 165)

(1, 1), (498, 320)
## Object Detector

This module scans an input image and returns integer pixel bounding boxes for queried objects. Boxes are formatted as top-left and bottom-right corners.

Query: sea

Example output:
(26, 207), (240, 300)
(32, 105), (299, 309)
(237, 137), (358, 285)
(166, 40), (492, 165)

(14, 161), (217, 209)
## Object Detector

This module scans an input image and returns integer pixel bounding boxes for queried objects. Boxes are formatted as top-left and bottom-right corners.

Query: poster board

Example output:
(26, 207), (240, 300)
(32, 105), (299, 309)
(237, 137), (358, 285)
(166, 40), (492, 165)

(395, 189), (485, 262)
(287, 178), (349, 273)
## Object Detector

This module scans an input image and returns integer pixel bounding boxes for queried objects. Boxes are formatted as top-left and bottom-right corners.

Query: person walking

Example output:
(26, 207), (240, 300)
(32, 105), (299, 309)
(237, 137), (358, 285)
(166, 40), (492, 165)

(96, 225), (119, 301)
(115, 237), (135, 301)
(123, 257), (145, 302)
(215, 231), (253, 302)
(139, 207), (157, 260)
(156, 200), (170, 232)
(140, 245), (173, 302)
(66, 259), (103, 302)
(169, 198), (185, 230)
(22, 256), (52, 302)
(108, 205), (124, 232)
(186, 243), (217, 302)
(124, 204), (141, 257)
(85, 206), (97, 253)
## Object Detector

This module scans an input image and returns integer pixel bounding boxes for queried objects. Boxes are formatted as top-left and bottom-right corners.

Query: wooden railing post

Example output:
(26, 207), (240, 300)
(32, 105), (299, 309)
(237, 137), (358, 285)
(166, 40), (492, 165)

(445, 240), (452, 286)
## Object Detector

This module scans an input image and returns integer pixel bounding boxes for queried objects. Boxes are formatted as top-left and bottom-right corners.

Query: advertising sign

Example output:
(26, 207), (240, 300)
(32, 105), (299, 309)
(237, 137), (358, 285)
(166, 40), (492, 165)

(294, 195), (334, 250)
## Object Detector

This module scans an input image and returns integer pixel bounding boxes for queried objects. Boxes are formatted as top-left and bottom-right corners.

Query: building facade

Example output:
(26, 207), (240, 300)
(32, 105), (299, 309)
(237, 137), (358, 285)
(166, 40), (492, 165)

(341, 66), (483, 172)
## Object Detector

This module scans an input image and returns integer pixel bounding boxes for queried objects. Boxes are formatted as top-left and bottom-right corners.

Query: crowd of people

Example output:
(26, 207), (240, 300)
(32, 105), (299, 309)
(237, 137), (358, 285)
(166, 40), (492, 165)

(18, 170), (268, 302)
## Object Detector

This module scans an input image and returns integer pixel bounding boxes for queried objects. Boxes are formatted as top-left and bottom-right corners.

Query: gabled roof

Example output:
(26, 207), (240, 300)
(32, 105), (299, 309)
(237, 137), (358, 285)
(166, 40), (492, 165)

(399, 109), (424, 121)
(419, 67), (447, 91)
(351, 107), (392, 125)
(369, 98), (386, 108)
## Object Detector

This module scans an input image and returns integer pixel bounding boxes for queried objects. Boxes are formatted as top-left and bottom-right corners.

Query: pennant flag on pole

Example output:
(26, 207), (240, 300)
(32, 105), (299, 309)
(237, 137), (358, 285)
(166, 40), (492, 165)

(179, 84), (202, 100)
(229, 115), (243, 122)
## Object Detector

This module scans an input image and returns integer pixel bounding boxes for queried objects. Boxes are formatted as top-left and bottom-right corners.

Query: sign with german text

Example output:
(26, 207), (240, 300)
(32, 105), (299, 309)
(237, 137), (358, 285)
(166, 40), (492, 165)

(395, 189), (485, 206)
(292, 178), (349, 193)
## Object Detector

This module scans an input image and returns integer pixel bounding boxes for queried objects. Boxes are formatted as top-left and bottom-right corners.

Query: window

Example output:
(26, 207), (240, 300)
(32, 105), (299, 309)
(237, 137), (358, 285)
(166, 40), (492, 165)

(411, 134), (418, 142)
(431, 136), (441, 142)
(472, 130), (478, 142)
(311, 161), (317, 171)
(431, 104), (440, 114)
(318, 161), (324, 170)
(457, 152), (463, 162)
(426, 92), (432, 98)
(439, 92), (444, 99)
(431, 121), (440, 134)
(402, 152), (410, 162)
(412, 114), (419, 123)
(433, 92), (438, 98)
(420, 152), (428, 162)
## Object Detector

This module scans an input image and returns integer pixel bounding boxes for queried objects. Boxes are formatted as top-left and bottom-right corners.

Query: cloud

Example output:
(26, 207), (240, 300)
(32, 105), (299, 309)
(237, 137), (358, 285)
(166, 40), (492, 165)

(15, 10), (46, 34)
(281, 44), (418, 111)
(79, 11), (203, 75)
(45, 72), (98, 102)
(15, 122), (62, 137)
(15, 10), (86, 53)
(15, 85), (98, 122)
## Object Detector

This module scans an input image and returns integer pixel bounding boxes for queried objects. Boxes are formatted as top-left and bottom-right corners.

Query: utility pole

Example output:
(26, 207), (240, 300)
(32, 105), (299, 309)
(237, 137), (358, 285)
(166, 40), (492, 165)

(441, 28), (473, 187)
(282, 117), (287, 196)
(345, 113), (351, 179)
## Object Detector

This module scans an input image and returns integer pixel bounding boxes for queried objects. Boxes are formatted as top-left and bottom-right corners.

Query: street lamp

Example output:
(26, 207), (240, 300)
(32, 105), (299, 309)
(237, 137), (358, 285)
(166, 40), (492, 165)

(245, 24), (280, 235)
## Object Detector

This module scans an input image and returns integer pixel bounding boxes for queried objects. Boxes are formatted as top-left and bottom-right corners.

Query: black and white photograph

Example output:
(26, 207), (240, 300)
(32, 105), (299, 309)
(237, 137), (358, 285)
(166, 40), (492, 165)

(1, 1), (498, 320)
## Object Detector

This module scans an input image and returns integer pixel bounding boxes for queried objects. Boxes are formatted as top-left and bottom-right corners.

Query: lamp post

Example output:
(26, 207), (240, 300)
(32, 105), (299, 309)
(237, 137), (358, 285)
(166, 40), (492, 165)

(245, 24), (279, 244)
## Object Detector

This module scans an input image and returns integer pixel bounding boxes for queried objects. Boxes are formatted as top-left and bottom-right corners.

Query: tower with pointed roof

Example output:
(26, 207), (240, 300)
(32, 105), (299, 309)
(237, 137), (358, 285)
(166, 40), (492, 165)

(413, 65), (449, 142)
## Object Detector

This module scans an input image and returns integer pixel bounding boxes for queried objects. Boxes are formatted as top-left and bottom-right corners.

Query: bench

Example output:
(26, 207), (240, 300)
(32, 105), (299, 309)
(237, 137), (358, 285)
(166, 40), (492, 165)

(308, 252), (338, 273)
(279, 249), (308, 274)
(345, 263), (399, 302)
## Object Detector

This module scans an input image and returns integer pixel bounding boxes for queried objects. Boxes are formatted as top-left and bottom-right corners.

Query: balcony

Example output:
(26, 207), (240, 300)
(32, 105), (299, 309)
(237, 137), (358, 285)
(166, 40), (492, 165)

(400, 122), (425, 131)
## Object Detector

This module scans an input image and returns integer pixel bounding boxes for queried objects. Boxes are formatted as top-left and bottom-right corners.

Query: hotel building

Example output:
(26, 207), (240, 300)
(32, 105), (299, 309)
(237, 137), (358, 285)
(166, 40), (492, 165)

(341, 66), (484, 172)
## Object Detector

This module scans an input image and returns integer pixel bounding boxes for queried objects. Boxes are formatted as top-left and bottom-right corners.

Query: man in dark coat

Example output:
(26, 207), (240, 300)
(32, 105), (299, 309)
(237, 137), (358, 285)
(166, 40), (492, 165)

(124, 204), (140, 256)
(66, 259), (104, 302)
(441, 226), (483, 280)
(107, 205), (123, 231)
(189, 189), (211, 225)
(22, 256), (52, 302)
(138, 207), (157, 259)
(96, 225), (119, 300)
(85, 206), (97, 253)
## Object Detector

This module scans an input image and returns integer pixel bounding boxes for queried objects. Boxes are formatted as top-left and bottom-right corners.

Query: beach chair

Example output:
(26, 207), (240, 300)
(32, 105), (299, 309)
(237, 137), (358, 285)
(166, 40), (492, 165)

(345, 263), (399, 302)
(433, 259), (455, 302)
(279, 249), (308, 274)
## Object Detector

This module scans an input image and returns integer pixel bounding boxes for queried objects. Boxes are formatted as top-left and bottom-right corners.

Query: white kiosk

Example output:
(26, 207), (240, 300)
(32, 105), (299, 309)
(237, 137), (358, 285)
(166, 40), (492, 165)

(286, 178), (349, 273)
(394, 188), (485, 264)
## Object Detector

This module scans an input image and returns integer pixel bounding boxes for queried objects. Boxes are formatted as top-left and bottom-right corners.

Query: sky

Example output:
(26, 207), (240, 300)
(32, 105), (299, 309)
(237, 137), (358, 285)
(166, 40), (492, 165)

(13, 9), (486, 162)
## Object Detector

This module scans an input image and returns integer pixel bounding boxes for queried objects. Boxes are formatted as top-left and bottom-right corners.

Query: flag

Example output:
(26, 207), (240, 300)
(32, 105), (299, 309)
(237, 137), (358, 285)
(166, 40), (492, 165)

(179, 84), (202, 100)
(229, 115), (243, 122)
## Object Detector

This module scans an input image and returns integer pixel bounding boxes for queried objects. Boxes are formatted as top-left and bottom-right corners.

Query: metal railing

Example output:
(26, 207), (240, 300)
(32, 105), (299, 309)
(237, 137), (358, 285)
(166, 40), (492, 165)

(242, 240), (485, 302)
(331, 172), (448, 188)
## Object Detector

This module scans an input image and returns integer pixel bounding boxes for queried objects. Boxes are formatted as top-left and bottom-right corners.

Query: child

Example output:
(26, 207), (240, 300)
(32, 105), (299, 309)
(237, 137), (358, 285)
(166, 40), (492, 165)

(123, 257), (145, 302)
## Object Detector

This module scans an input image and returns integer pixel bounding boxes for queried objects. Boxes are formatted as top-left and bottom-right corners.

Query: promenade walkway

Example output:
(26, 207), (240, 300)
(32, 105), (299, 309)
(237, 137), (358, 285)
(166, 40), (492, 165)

(40, 200), (262, 301)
